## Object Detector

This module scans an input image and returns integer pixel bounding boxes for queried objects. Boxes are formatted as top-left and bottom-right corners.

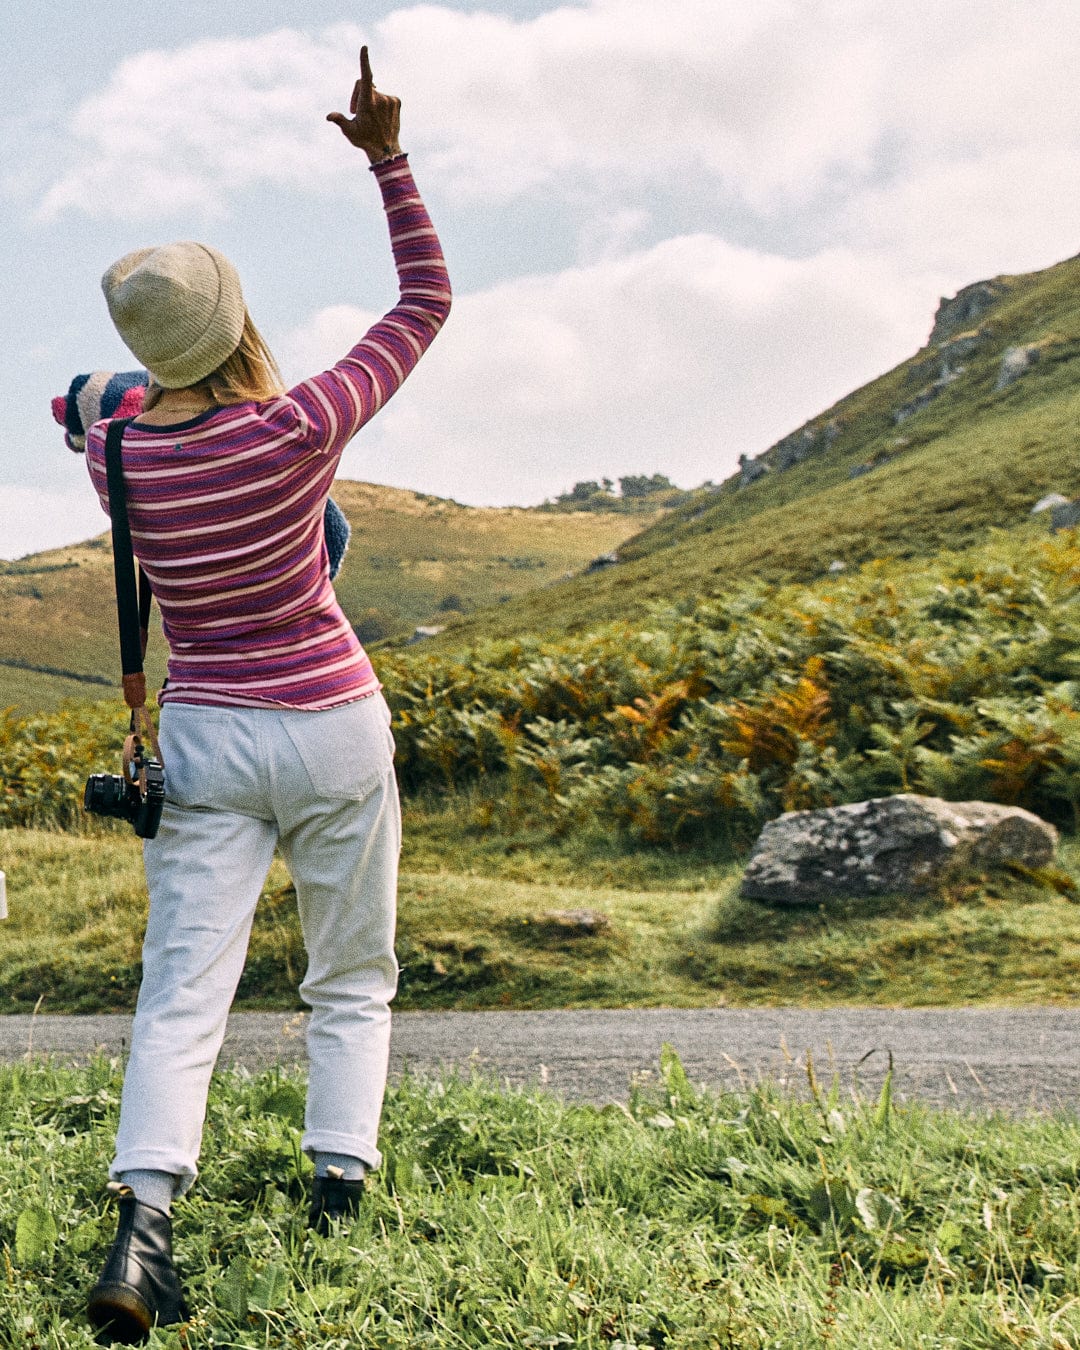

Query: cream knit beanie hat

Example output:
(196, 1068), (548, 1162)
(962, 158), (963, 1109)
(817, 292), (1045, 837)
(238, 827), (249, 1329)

(101, 241), (245, 389)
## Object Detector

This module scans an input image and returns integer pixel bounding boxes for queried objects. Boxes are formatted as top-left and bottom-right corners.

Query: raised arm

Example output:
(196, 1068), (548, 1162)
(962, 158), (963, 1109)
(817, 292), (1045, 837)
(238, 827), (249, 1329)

(288, 46), (451, 456)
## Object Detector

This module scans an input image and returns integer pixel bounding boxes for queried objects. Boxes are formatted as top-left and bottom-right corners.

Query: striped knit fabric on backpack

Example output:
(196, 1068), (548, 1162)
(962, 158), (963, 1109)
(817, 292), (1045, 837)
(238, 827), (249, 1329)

(52, 370), (149, 451)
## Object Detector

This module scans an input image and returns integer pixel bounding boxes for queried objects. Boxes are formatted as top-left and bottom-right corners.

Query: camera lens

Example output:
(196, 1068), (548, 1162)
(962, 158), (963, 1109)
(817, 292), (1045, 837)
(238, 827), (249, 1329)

(83, 773), (130, 815)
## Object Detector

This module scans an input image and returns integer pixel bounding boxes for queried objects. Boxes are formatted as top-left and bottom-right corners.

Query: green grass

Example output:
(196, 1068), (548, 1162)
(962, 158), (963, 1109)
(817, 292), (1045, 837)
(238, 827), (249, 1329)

(2, 1056), (1080, 1347)
(3, 823), (1080, 1015)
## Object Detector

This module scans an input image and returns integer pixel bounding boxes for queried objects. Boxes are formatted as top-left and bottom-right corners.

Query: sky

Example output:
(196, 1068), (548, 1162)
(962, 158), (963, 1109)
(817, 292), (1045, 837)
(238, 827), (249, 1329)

(2, 0), (1079, 559)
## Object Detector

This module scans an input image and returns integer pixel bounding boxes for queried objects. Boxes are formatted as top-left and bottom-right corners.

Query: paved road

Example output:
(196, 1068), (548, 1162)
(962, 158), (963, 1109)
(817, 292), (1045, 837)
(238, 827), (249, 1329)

(2, 1007), (1079, 1114)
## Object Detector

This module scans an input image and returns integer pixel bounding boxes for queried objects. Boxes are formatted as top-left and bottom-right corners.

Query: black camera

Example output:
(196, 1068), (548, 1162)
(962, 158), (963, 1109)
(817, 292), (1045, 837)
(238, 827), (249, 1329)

(84, 753), (165, 839)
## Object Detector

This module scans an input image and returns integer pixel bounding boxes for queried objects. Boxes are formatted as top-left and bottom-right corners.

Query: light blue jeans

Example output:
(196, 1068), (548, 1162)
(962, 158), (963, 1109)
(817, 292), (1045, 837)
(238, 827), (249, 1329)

(110, 694), (401, 1195)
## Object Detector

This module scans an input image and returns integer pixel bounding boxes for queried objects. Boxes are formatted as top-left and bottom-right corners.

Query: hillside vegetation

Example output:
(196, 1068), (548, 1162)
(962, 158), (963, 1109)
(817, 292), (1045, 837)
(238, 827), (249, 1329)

(9, 526), (1079, 845)
(5, 521), (1080, 1012)
(0, 484), (652, 713)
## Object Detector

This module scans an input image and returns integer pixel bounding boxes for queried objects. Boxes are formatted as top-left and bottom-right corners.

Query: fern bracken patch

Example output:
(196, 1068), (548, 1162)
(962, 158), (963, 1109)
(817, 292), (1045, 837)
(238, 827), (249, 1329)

(6, 531), (1080, 851)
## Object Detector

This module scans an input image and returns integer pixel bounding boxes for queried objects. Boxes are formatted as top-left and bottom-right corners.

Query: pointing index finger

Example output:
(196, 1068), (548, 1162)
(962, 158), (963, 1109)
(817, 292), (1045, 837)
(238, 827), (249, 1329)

(360, 45), (374, 100)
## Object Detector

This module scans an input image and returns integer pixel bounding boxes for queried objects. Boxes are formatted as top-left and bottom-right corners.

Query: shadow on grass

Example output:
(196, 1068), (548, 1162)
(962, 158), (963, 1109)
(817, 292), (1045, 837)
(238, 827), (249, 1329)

(706, 890), (943, 948)
(705, 866), (1071, 949)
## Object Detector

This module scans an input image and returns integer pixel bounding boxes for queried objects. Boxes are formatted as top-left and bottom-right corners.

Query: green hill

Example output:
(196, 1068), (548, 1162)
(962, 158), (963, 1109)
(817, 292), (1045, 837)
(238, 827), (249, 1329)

(7, 250), (1080, 710)
(429, 253), (1080, 645)
(0, 484), (654, 713)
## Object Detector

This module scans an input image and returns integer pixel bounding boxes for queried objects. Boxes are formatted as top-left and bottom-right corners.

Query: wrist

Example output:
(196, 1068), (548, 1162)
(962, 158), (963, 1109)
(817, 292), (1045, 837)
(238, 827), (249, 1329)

(366, 142), (403, 165)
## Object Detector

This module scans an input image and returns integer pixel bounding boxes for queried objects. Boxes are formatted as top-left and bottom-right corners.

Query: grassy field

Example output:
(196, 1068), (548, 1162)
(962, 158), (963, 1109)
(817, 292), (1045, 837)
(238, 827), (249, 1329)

(2, 820), (1079, 1015)
(2, 1056), (1080, 1347)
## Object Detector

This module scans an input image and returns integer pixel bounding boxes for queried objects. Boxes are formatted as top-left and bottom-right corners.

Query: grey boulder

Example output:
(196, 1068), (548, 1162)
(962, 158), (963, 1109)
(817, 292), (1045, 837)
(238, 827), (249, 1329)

(1050, 500), (1080, 533)
(740, 794), (1058, 904)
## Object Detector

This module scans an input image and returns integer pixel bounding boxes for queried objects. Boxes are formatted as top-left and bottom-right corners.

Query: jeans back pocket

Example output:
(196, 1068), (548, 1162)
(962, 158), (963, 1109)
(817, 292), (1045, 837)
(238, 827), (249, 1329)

(280, 696), (395, 800)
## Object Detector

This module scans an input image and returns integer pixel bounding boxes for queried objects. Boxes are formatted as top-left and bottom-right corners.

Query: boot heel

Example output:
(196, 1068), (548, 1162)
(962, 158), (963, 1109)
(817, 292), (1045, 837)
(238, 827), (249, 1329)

(86, 1189), (188, 1345)
(86, 1283), (153, 1344)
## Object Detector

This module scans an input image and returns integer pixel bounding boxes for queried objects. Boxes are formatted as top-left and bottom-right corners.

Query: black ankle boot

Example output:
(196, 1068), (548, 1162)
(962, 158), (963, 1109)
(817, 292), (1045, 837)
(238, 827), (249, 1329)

(87, 1187), (189, 1345)
(308, 1166), (365, 1235)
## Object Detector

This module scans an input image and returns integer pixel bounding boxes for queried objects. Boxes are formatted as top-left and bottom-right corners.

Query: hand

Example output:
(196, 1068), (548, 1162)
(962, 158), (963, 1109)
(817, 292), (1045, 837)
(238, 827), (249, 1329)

(327, 46), (402, 163)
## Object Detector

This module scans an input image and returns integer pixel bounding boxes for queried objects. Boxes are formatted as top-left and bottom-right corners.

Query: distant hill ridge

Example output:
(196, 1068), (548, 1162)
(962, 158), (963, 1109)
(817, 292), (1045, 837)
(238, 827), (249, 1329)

(0, 483), (654, 713)
(433, 249), (1080, 645)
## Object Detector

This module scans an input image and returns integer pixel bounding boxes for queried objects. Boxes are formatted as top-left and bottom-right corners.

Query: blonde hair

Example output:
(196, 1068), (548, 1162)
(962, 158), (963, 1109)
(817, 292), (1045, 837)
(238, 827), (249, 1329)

(144, 311), (284, 409)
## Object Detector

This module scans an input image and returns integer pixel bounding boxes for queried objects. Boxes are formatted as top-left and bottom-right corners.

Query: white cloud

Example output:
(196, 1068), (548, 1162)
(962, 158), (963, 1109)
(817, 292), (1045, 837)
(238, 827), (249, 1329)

(0, 487), (107, 561)
(36, 26), (365, 221)
(576, 208), (651, 264)
(833, 1), (1080, 283)
(281, 234), (934, 505)
(35, 4), (890, 218)
(35, 2), (1080, 282)
(846, 148), (1080, 285)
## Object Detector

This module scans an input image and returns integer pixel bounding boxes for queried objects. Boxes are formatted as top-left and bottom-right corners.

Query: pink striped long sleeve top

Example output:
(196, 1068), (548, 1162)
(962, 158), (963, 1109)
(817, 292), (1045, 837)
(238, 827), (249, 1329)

(86, 156), (451, 710)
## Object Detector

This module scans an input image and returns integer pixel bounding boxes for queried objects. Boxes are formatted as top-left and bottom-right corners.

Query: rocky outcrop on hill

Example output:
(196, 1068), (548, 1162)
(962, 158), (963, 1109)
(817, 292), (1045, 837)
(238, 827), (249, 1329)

(893, 326), (988, 425)
(893, 363), (963, 424)
(734, 419), (844, 490)
(740, 794), (1057, 904)
(1031, 493), (1080, 533)
(905, 330), (985, 391)
(772, 427), (817, 472)
(1050, 500), (1080, 532)
(737, 453), (770, 488)
(929, 280), (1008, 343)
(939, 331), (986, 364)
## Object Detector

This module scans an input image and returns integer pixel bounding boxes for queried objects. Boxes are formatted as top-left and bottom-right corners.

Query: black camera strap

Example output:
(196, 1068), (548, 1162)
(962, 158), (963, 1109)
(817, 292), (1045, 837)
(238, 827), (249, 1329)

(103, 417), (162, 766)
(103, 419), (151, 675)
